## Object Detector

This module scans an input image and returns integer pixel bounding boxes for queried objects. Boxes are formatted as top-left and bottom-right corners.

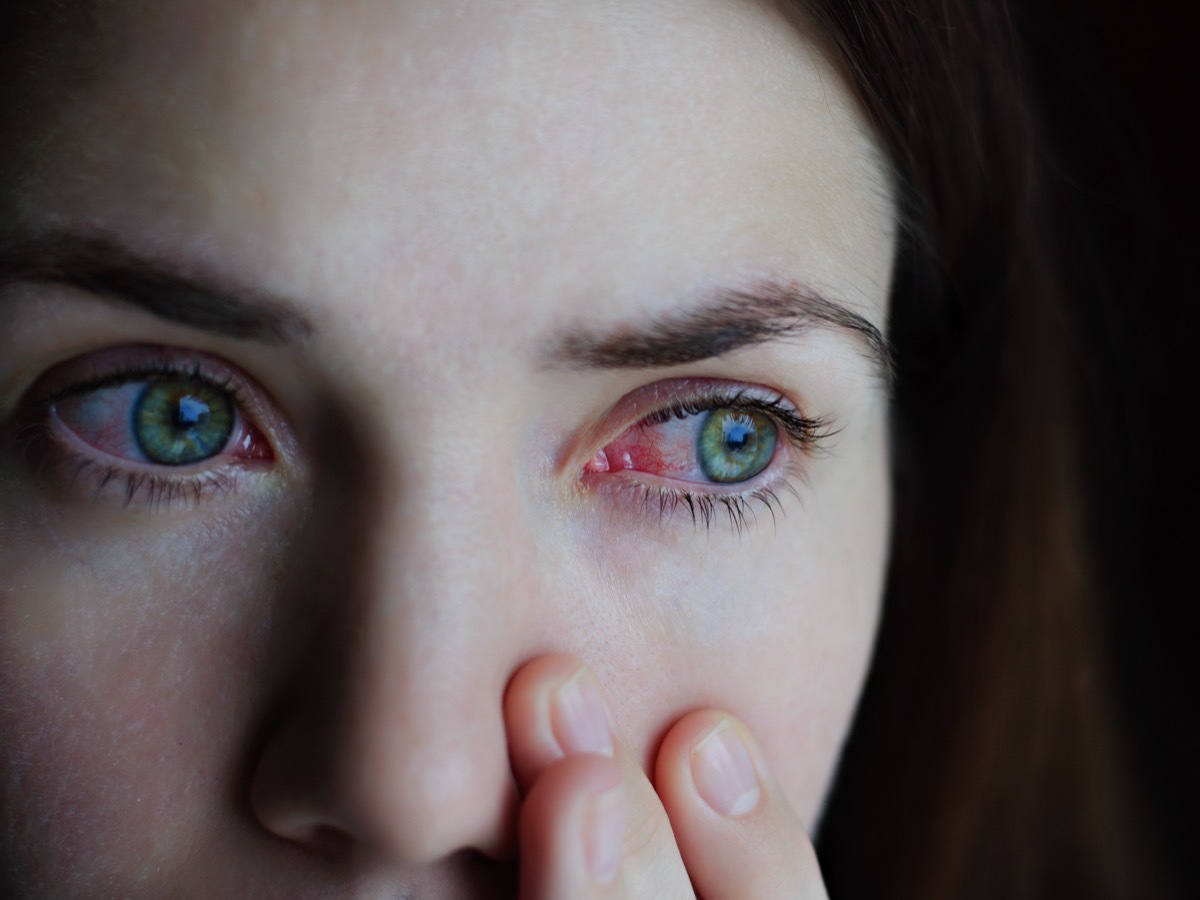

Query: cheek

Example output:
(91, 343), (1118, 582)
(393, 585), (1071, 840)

(564, 471), (887, 830)
(0, 485), (301, 885)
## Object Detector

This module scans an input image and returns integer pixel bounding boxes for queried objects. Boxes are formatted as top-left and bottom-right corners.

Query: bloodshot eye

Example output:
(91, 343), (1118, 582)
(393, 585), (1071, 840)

(19, 345), (279, 511)
(49, 368), (272, 469)
(579, 380), (833, 532)
(583, 388), (795, 488)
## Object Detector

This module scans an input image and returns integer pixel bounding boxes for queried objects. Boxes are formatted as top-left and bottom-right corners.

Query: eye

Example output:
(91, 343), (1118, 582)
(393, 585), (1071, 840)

(579, 379), (834, 532)
(53, 374), (271, 468)
(585, 404), (780, 485)
(21, 346), (276, 508)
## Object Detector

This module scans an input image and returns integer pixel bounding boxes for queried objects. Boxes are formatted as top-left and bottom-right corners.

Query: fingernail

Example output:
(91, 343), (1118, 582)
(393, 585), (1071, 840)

(691, 720), (761, 816)
(550, 669), (613, 757)
(585, 786), (626, 885)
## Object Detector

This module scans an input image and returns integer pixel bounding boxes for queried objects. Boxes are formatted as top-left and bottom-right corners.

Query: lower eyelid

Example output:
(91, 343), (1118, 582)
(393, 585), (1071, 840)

(579, 451), (805, 533)
(21, 428), (260, 510)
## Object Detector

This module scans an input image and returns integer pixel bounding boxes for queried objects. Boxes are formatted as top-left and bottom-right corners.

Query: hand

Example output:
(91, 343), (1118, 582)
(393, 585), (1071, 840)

(504, 655), (830, 898)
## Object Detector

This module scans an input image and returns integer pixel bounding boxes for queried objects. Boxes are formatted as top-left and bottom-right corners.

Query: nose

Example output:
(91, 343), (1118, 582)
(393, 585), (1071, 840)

(249, 471), (534, 866)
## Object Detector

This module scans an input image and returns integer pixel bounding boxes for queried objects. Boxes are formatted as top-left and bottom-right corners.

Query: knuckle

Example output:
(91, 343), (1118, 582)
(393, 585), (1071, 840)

(624, 798), (674, 861)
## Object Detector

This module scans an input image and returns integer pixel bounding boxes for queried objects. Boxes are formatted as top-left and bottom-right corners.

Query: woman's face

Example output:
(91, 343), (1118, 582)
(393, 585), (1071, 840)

(0, 0), (894, 894)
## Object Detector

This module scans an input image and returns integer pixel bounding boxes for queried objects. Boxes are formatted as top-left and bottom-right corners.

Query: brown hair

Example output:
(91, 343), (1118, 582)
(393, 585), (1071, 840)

(774, 1), (1168, 896)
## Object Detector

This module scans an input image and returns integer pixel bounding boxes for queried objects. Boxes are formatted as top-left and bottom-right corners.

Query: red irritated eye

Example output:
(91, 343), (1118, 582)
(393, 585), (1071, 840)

(577, 381), (834, 532)
(585, 406), (779, 485)
(52, 377), (272, 467)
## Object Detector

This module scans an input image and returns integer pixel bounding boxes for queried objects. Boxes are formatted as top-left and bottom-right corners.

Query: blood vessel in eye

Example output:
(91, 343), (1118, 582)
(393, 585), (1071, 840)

(585, 423), (690, 475)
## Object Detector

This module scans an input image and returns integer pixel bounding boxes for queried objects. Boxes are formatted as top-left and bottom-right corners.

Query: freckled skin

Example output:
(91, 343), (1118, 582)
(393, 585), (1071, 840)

(0, 0), (894, 894)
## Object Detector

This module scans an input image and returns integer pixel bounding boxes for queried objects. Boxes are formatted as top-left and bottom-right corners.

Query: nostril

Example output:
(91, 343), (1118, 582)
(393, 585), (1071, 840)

(262, 819), (359, 858)
(299, 824), (359, 858)
(249, 779), (368, 861)
(248, 737), (356, 853)
(249, 711), (523, 866)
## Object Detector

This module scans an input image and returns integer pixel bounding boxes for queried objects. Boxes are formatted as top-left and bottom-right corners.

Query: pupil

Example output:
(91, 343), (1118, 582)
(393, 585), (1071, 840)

(173, 395), (210, 431)
(722, 418), (753, 452)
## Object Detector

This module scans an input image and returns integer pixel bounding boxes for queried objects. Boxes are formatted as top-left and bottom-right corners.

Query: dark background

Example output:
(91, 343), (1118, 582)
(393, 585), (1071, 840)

(1022, 0), (1193, 891)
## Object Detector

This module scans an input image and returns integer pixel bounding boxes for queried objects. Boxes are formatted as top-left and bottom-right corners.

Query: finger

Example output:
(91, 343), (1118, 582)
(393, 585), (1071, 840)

(505, 655), (692, 898)
(517, 752), (627, 897)
(655, 710), (830, 900)
(505, 654), (615, 788)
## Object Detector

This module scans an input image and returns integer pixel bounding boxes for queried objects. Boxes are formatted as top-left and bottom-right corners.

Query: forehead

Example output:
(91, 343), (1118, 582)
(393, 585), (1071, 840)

(5, 0), (893, 342)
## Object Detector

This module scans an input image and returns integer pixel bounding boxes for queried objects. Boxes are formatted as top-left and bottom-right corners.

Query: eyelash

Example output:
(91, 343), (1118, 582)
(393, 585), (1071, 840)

(586, 383), (835, 534)
(642, 389), (830, 445)
(633, 478), (800, 535)
(17, 353), (270, 511)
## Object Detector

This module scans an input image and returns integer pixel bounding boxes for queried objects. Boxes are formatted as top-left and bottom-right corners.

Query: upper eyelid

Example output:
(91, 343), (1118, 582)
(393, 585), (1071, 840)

(640, 391), (834, 449)
(45, 365), (238, 409)
(31, 346), (246, 399)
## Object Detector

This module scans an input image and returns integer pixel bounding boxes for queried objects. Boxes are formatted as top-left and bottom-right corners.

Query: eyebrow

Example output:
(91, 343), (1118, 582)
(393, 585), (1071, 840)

(0, 231), (312, 344)
(0, 232), (890, 383)
(545, 283), (893, 387)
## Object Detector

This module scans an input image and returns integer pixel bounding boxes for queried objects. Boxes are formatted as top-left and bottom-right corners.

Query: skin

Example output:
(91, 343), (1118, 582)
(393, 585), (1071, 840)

(0, 1), (895, 896)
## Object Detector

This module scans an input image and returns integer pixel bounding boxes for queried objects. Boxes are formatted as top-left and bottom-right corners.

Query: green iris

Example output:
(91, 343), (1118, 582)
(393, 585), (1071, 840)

(132, 381), (234, 466)
(697, 408), (777, 483)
